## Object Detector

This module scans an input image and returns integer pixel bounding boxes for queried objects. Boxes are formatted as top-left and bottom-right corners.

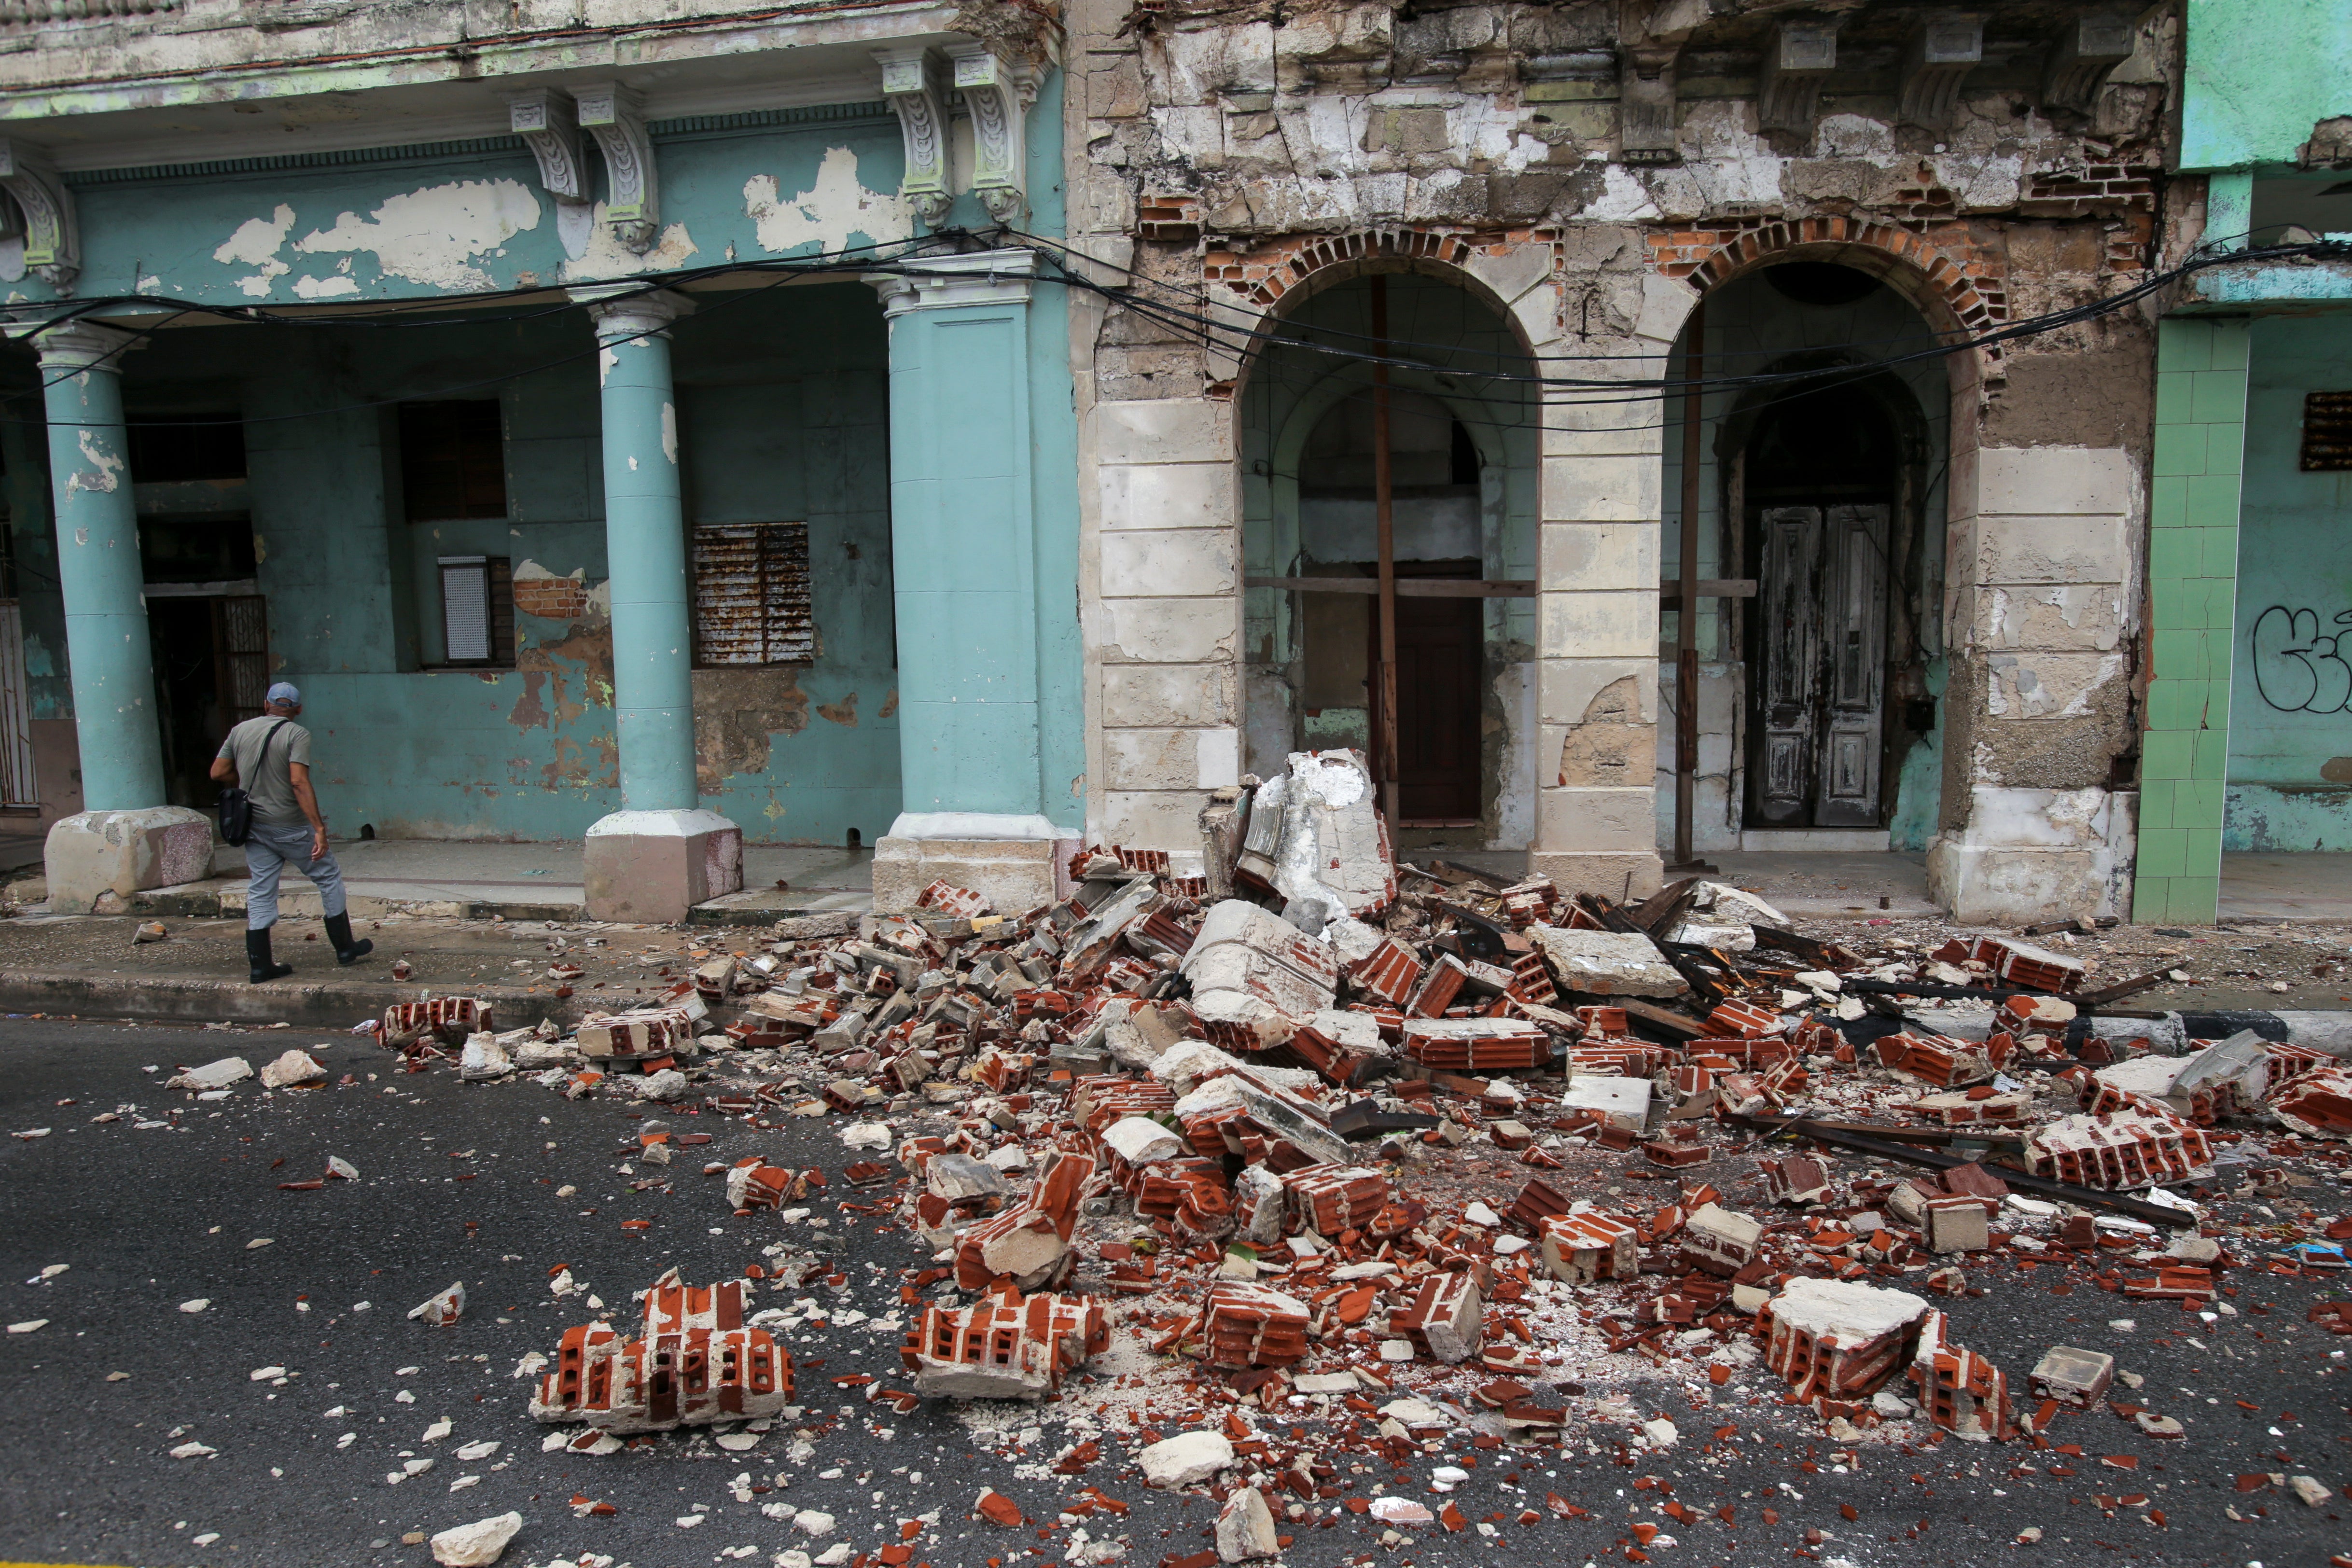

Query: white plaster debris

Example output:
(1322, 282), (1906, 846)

(428, 1511), (523, 1567)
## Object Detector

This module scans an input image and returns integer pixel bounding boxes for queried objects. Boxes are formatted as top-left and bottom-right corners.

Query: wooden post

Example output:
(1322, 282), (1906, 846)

(1670, 300), (1715, 875)
(1371, 274), (1400, 826)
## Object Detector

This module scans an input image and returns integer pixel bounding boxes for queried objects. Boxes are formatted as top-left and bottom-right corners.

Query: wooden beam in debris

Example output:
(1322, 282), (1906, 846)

(1730, 1113), (2198, 1229)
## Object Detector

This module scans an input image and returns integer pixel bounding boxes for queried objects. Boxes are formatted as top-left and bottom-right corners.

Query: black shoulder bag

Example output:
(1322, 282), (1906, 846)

(218, 720), (292, 847)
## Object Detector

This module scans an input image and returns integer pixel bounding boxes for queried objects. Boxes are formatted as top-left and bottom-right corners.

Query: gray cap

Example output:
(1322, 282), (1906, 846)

(265, 682), (301, 707)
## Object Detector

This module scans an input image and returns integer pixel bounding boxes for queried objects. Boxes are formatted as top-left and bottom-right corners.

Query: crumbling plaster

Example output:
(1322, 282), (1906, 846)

(1067, 0), (2168, 916)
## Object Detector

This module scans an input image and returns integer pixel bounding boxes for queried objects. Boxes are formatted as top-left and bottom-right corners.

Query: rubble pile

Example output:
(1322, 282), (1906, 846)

(355, 749), (2352, 1524)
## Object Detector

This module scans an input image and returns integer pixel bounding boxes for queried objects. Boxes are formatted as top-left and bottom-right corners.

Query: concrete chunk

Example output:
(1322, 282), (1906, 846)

(1530, 927), (1688, 998)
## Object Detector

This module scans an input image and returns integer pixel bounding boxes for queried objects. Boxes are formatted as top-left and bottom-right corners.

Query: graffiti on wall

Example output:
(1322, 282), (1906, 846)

(2251, 606), (2352, 714)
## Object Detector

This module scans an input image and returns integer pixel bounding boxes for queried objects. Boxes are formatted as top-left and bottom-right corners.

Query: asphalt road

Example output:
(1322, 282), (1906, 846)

(1, 1017), (2347, 1568)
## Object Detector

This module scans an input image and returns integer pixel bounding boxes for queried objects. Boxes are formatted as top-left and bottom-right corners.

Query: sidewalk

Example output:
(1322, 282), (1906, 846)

(3, 836), (874, 925)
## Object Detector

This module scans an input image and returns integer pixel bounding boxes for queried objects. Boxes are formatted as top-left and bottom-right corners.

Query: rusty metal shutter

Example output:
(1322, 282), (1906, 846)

(213, 594), (269, 724)
(692, 522), (813, 666)
(2301, 390), (2352, 471)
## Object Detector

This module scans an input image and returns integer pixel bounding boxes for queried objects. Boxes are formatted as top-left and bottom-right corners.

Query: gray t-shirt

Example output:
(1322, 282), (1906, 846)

(217, 716), (312, 825)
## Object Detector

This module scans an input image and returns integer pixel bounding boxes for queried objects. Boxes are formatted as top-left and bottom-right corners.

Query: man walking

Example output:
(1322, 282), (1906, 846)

(209, 682), (373, 982)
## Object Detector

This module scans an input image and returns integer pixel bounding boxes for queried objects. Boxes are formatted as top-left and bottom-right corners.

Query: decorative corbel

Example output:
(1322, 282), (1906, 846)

(0, 139), (78, 295)
(946, 41), (1033, 225)
(573, 81), (659, 253)
(2042, 13), (2137, 115)
(507, 87), (588, 204)
(1756, 17), (1839, 136)
(875, 46), (952, 229)
(1899, 14), (1982, 130)
(1617, 44), (1682, 166)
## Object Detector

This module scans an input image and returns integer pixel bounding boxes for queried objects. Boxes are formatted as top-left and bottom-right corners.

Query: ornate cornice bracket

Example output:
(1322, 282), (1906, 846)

(0, 140), (78, 295)
(507, 87), (589, 206)
(1756, 17), (1839, 137)
(574, 81), (659, 253)
(946, 41), (1032, 226)
(876, 46), (953, 229)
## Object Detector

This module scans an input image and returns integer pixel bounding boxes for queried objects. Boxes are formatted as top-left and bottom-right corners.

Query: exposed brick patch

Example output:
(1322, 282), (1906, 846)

(513, 574), (590, 621)
(1202, 225), (1551, 311)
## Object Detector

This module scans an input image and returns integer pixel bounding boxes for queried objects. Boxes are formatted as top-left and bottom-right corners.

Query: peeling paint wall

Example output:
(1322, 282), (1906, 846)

(47, 111), (907, 309)
(13, 283), (898, 844)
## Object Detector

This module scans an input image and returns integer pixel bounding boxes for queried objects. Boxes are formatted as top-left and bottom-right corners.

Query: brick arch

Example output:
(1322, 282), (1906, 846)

(1647, 215), (2005, 379)
(1197, 225), (1555, 396)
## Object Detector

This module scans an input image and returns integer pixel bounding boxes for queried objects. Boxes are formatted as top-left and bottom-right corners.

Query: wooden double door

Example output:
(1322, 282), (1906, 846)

(1750, 503), (1889, 828)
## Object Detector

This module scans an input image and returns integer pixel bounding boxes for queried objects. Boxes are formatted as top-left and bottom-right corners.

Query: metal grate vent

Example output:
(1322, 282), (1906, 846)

(2300, 390), (2352, 471)
(693, 522), (814, 666)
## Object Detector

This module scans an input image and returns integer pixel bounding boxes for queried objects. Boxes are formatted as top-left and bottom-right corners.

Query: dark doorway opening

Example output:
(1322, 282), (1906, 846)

(1369, 562), (1483, 824)
(140, 514), (265, 809)
(1742, 377), (1900, 829)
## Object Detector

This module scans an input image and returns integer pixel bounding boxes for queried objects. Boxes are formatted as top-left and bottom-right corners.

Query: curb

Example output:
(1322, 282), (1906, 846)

(0, 971), (587, 1031)
(111, 887), (848, 929)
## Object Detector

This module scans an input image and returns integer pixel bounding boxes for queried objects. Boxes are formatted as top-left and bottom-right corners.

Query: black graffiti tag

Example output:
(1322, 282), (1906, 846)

(2250, 606), (2352, 714)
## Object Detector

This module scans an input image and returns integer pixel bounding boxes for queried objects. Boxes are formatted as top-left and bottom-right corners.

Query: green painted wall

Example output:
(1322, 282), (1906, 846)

(2224, 310), (2352, 851)
(2183, 0), (2352, 172)
(2133, 317), (2248, 925)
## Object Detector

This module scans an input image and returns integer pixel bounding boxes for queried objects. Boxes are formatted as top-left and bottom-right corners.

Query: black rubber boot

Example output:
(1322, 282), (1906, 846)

(246, 926), (293, 984)
(324, 912), (374, 967)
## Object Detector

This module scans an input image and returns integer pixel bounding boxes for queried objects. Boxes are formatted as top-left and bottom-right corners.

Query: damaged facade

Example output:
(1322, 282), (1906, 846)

(0, 0), (1083, 921)
(0, 0), (2318, 928)
(1063, 0), (2181, 924)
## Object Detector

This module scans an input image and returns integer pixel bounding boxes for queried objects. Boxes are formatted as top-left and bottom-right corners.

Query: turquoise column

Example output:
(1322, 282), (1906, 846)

(872, 251), (1054, 828)
(579, 288), (697, 812)
(29, 321), (164, 810)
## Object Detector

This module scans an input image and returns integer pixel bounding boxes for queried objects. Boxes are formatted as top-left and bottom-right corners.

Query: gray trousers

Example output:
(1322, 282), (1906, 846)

(243, 818), (347, 930)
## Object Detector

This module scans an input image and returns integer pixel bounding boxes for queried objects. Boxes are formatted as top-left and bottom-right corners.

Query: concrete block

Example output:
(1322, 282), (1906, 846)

(1972, 513), (2129, 585)
(1098, 789), (1216, 851)
(1101, 662), (1237, 727)
(1100, 597), (1239, 662)
(873, 835), (1055, 916)
(1927, 842), (2109, 925)
(44, 807), (214, 916)
(1539, 520), (1657, 591)
(1098, 460), (1236, 531)
(1104, 727), (1207, 791)
(1541, 454), (1662, 522)
(1536, 785), (1659, 852)
(1973, 445), (2135, 517)
(1970, 584), (2128, 652)
(583, 808), (743, 925)
(1538, 657), (1655, 728)
(1539, 591), (1658, 659)
(1984, 651), (2128, 719)
(1530, 924), (1686, 996)
(1526, 848), (1664, 901)
(1096, 398), (1230, 466)
(1102, 528), (1238, 598)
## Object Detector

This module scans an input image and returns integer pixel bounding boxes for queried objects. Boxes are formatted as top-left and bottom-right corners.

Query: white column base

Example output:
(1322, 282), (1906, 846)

(583, 808), (743, 925)
(1926, 786), (2136, 924)
(873, 829), (1064, 916)
(45, 806), (214, 915)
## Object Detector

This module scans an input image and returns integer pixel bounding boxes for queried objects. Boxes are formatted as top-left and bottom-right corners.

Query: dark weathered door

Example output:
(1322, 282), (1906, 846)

(1751, 503), (1888, 828)
(1816, 504), (1888, 826)
(1371, 591), (1483, 824)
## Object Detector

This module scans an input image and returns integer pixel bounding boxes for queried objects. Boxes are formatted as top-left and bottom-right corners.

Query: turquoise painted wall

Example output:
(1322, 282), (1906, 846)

(21, 284), (901, 843)
(39, 105), (911, 308)
(2224, 309), (2352, 851)
(2183, 0), (2352, 172)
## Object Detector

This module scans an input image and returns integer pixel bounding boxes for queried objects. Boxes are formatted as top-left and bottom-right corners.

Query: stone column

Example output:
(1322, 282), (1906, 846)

(865, 250), (1069, 912)
(572, 286), (742, 922)
(14, 319), (209, 913)
(1525, 258), (1685, 902)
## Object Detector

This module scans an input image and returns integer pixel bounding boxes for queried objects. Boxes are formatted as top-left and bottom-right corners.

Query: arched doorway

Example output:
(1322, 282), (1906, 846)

(1661, 258), (1950, 851)
(1238, 269), (1538, 849)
